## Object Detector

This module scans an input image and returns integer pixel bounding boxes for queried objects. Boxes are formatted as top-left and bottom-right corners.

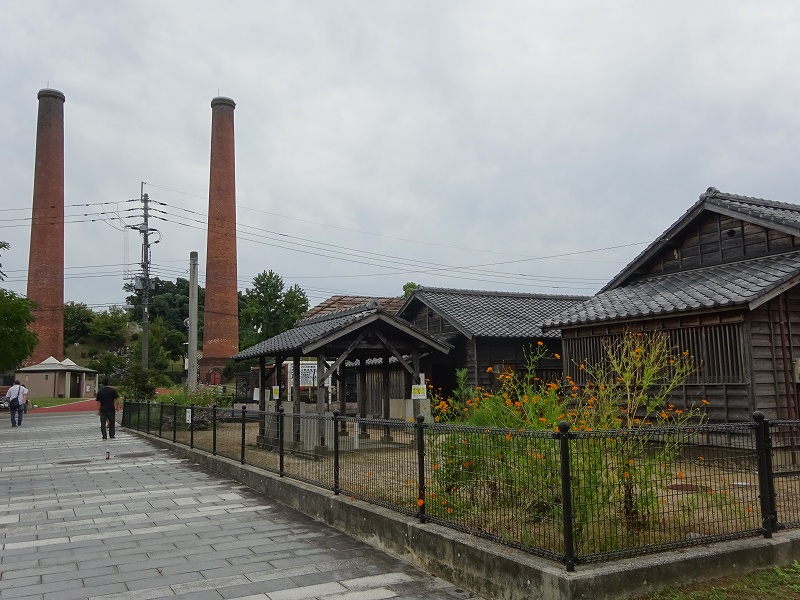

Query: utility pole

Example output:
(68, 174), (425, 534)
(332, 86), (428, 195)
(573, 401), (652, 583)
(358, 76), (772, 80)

(188, 251), (199, 392)
(141, 184), (150, 369)
(129, 182), (158, 370)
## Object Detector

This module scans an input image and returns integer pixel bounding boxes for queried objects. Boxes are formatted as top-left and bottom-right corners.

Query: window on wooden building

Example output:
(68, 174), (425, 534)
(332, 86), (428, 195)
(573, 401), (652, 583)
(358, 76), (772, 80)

(563, 323), (746, 385)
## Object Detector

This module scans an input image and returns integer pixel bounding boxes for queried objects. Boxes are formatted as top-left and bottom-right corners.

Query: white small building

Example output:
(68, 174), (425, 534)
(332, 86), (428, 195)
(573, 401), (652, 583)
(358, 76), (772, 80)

(15, 356), (98, 399)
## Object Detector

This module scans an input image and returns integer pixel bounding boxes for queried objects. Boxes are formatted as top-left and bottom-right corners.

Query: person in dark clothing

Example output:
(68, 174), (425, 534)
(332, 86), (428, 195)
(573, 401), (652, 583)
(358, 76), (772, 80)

(96, 379), (120, 440)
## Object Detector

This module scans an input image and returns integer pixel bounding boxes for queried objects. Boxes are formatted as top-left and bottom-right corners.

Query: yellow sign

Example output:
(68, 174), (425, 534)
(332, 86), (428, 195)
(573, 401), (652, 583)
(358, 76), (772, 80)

(272, 386), (280, 399)
(411, 384), (427, 400)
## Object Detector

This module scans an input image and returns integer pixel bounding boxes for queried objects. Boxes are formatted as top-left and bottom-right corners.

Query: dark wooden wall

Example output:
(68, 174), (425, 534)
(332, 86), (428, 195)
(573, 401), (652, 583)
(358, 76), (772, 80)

(560, 309), (755, 423)
(749, 286), (800, 421)
(644, 213), (800, 277)
(404, 303), (564, 394)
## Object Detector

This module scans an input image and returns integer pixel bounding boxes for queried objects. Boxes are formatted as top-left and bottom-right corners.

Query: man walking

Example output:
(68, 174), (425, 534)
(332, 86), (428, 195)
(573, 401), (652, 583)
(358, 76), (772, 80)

(96, 379), (120, 439)
(4, 380), (27, 427)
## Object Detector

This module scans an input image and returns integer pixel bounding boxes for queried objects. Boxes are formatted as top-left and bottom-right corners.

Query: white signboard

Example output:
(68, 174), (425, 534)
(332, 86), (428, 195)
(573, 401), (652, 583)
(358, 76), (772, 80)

(185, 409), (192, 424)
(272, 386), (280, 399)
(299, 363), (318, 387)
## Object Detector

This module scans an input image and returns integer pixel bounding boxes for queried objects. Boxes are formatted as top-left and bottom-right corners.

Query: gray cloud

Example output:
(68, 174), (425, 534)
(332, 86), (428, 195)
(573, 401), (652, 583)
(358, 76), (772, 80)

(2, 1), (799, 311)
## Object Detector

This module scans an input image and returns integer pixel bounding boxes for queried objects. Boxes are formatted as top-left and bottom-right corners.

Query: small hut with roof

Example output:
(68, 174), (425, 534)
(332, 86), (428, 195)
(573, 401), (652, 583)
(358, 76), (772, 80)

(15, 356), (98, 399)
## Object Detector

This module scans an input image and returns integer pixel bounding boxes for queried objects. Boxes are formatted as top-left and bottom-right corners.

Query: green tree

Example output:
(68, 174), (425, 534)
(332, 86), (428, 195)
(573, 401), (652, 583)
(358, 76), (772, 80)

(87, 351), (125, 382)
(130, 318), (184, 373)
(125, 277), (205, 337)
(403, 282), (419, 298)
(239, 270), (308, 349)
(0, 289), (38, 371)
(0, 240), (9, 281)
(89, 306), (129, 348)
(64, 301), (95, 347)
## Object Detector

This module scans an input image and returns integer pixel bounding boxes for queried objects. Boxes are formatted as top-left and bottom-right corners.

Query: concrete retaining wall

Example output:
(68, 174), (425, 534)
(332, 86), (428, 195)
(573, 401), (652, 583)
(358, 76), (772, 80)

(132, 430), (800, 600)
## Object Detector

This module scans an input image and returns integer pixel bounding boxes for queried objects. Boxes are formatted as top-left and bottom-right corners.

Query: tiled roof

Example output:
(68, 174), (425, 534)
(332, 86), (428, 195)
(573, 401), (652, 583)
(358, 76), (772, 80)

(705, 189), (800, 229)
(544, 250), (800, 328)
(400, 287), (590, 339)
(234, 301), (450, 360)
(603, 187), (800, 292)
(234, 304), (380, 359)
(303, 295), (405, 318)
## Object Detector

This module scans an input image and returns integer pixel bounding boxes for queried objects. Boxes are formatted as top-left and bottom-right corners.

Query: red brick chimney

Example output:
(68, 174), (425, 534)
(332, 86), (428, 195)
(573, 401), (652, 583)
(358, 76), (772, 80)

(200, 97), (239, 384)
(27, 89), (66, 364)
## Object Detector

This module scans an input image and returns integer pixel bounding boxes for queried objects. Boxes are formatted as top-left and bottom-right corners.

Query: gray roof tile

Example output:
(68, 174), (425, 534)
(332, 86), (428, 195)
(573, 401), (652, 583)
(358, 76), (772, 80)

(234, 303), (379, 359)
(544, 250), (800, 328)
(234, 301), (451, 360)
(603, 187), (800, 293)
(402, 287), (589, 338)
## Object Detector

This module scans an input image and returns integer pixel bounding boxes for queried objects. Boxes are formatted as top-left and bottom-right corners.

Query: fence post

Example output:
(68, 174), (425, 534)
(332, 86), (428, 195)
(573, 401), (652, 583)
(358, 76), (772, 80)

(172, 402), (177, 443)
(189, 404), (195, 449)
(557, 421), (576, 572)
(278, 407), (285, 477)
(212, 405), (217, 455)
(158, 402), (163, 438)
(333, 410), (340, 494)
(240, 405), (247, 465)
(415, 415), (426, 523)
(754, 411), (777, 536)
(136, 401), (141, 431)
(146, 402), (151, 435)
(120, 401), (126, 428)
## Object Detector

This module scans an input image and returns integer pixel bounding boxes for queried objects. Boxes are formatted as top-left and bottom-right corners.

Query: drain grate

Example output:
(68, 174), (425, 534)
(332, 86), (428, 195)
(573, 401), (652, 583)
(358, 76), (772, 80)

(58, 459), (92, 465)
(116, 452), (155, 459)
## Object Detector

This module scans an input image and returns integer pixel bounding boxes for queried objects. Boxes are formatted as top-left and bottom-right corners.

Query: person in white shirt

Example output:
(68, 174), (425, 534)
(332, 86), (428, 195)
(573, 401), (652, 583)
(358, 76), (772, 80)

(5, 380), (28, 427)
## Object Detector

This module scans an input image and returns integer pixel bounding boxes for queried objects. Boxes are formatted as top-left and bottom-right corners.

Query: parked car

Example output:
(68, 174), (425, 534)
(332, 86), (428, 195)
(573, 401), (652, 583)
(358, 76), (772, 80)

(0, 398), (9, 410)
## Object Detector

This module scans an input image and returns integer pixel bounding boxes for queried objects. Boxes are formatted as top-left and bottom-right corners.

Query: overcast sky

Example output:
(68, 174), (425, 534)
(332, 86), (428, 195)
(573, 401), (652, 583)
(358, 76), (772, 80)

(2, 1), (799, 311)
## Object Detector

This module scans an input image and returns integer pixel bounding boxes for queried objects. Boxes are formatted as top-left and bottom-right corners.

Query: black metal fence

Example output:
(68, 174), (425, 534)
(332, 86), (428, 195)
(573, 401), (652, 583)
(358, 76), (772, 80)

(122, 402), (794, 571)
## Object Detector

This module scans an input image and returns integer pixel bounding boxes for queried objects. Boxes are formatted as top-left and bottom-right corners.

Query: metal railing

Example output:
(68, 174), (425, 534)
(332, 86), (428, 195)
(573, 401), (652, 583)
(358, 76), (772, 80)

(122, 402), (795, 571)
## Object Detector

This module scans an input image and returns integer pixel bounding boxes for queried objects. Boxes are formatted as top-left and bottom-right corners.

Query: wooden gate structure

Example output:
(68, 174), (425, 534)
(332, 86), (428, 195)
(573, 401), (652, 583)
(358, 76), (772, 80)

(232, 300), (451, 450)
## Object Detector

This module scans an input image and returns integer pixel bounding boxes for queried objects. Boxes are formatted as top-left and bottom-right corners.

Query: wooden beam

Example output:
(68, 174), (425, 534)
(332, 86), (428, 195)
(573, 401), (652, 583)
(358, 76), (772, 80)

(318, 331), (367, 382)
(373, 330), (415, 376)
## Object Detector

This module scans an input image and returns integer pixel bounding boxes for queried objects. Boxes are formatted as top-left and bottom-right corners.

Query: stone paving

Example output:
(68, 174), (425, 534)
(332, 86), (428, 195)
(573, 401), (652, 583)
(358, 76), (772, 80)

(0, 414), (484, 600)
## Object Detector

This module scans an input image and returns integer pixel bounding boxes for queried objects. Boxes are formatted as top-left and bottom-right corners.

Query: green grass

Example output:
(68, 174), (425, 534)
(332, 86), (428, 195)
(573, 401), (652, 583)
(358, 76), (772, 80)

(28, 397), (92, 409)
(638, 561), (800, 599)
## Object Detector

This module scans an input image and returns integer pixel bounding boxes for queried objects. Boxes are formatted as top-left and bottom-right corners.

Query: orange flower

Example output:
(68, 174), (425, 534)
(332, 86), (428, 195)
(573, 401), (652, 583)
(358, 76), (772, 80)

(701, 399), (710, 405)
(486, 366), (493, 372)
(537, 340), (544, 346)
(678, 471), (684, 479)
(554, 353), (561, 360)
(417, 499), (424, 506)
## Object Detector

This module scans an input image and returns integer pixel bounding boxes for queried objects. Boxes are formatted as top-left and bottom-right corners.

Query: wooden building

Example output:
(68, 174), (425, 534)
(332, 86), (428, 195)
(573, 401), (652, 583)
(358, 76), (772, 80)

(543, 187), (800, 423)
(233, 301), (451, 441)
(397, 287), (590, 396)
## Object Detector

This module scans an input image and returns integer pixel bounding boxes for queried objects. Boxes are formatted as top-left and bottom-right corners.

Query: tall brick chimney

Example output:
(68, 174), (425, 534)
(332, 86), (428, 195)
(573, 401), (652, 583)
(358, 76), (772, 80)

(27, 89), (66, 364)
(200, 97), (239, 384)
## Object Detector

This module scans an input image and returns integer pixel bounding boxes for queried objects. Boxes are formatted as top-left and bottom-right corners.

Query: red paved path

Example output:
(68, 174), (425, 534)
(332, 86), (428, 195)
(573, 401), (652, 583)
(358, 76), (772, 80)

(32, 399), (100, 413)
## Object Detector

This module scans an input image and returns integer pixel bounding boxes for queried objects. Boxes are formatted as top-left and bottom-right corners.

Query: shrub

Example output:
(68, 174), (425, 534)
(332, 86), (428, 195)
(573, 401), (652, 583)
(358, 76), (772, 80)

(427, 331), (715, 553)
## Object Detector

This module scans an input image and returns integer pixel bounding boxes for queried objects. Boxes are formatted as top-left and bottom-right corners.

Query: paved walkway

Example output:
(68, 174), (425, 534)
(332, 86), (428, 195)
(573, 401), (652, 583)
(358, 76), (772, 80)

(0, 413), (482, 600)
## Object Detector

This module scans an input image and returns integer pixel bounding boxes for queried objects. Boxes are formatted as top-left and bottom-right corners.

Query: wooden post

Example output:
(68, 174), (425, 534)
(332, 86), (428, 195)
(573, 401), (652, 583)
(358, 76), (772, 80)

(338, 363), (348, 436)
(358, 357), (369, 439)
(293, 355), (302, 447)
(316, 353), (327, 453)
(381, 352), (392, 442)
